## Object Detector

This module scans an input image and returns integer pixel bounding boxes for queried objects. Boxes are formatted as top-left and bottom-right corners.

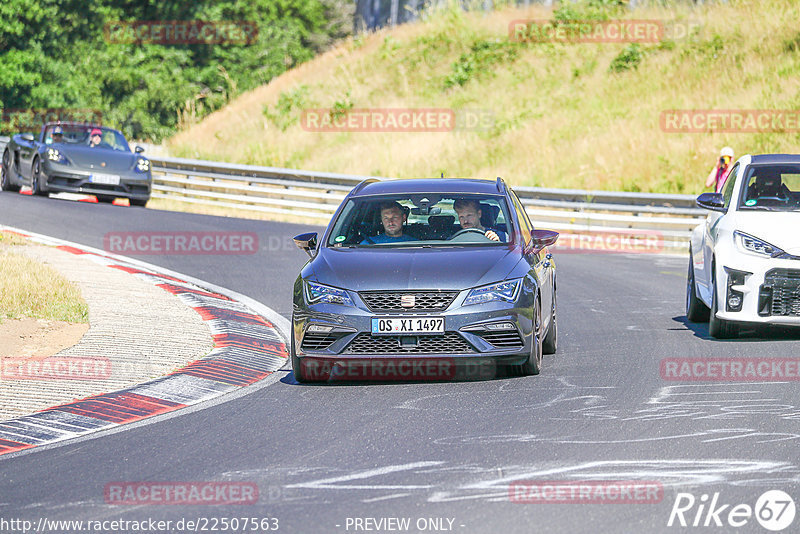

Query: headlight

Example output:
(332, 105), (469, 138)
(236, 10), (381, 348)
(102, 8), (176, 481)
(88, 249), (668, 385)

(734, 231), (784, 257)
(135, 158), (151, 173)
(464, 279), (521, 306)
(46, 148), (68, 164)
(305, 281), (353, 306)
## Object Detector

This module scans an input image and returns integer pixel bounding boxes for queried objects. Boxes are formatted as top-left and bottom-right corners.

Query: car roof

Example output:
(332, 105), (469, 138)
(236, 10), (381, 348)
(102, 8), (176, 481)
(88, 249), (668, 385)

(748, 154), (800, 165)
(351, 178), (504, 197)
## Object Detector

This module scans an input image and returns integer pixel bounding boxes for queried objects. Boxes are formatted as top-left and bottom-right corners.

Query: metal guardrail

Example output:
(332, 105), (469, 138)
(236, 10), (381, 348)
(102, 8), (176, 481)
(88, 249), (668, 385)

(148, 155), (702, 251)
(0, 137), (701, 251)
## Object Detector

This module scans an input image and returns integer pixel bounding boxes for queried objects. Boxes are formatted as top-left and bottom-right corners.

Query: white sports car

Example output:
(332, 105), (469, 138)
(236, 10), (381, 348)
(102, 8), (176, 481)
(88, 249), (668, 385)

(687, 154), (800, 338)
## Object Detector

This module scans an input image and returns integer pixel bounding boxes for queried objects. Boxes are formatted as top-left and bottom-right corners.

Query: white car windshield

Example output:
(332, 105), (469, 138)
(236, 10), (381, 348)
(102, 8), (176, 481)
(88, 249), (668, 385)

(738, 164), (800, 211)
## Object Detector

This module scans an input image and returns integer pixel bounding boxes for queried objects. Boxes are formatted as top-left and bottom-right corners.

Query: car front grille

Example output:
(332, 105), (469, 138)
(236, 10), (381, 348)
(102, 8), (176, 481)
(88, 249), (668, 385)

(359, 290), (459, 312)
(343, 332), (476, 354)
(761, 269), (800, 317)
(476, 331), (524, 349)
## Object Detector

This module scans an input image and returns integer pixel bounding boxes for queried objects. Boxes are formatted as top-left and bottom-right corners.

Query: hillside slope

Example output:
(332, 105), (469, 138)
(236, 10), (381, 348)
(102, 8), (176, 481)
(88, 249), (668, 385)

(167, 1), (800, 194)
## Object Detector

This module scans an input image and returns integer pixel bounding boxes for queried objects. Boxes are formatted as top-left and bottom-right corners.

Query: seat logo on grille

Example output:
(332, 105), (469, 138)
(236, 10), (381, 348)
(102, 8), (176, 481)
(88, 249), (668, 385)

(400, 295), (415, 308)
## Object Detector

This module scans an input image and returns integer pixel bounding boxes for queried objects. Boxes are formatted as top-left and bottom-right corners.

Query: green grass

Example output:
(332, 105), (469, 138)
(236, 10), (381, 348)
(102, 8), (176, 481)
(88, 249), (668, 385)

(166, 0), (800, 195)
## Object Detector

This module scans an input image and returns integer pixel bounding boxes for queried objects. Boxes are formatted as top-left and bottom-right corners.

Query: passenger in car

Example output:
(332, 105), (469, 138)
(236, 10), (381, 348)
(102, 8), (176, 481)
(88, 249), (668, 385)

(360, 201), (415, 244)
(453, 198), (506, 241)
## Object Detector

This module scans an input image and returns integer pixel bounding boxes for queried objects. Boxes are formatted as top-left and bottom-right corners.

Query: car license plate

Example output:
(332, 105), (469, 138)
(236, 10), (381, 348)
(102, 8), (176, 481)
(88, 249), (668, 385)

(371, 316), (444, 335)
(91, 173), (120, 185)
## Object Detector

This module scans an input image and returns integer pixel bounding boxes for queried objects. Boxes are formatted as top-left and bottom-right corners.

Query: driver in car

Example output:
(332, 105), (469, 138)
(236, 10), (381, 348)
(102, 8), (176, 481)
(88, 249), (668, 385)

(748, 171), (790, 201)
(453, 198), (505, 241)
(88, 128), (103, 147)
(51, 125), (64, 144)
(361, 201), (415, 244)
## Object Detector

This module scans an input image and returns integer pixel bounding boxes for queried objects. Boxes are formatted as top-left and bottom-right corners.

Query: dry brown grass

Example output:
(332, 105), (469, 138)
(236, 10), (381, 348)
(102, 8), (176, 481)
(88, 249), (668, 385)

(0, 235), (89, 324)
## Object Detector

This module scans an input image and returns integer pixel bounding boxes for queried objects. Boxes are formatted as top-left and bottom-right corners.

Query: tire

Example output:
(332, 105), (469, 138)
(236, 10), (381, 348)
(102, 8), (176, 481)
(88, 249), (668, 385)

(709, 269), (738, 339)
(1, 149), (20, 192)
(290, 327), (310, 383)
(514, 297), (542, 376)
(96, 195), (116, 203)
(30, 157), (48, 196)
(130, 197), (149, 207)
(542, 284), (557, 355)
(686, 250), (710, 322)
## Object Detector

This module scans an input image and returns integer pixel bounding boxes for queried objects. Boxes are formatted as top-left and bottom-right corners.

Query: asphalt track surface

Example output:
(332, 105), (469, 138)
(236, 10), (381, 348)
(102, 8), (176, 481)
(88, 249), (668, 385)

(1, 192), (799, 533)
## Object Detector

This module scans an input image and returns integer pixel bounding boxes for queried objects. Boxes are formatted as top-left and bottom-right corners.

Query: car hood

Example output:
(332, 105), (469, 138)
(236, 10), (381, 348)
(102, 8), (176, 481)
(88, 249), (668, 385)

(306, 245), (522, 291)
(59, 146), (137, 172)
(732, 211), (800, 255)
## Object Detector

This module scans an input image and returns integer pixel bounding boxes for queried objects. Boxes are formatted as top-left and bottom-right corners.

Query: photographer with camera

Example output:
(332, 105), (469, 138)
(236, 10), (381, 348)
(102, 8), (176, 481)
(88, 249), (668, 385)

(705, 146), (735, 192)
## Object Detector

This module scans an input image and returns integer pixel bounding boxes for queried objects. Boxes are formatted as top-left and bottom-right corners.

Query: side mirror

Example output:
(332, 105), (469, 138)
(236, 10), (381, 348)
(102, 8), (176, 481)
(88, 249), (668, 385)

(696, 192), (725, 212)
(21, 133), (34, 142)
(531, 229), (559, 249)
(135, 145), (145, 153)
(293, 232), (318, 257)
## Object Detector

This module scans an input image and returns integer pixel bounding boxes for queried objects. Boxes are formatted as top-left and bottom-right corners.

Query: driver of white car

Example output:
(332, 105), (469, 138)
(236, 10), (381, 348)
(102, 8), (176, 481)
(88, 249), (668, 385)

(747, 170), (792, 202)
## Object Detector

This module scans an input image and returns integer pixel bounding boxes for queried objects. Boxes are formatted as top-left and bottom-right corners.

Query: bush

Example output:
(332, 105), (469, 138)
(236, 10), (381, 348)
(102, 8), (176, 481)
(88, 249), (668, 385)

(609, 44), (644, 73)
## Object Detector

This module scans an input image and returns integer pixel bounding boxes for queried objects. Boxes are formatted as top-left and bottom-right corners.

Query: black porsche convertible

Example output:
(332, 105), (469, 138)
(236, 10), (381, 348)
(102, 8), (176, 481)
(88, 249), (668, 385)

(1, 122), (151, 206)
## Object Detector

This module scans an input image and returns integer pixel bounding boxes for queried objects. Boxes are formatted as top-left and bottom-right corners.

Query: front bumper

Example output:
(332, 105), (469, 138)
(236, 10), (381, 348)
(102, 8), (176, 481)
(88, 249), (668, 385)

(716, 258), (800, 326)
(292, 289), (535, 377)
(42, 163), (151, 200)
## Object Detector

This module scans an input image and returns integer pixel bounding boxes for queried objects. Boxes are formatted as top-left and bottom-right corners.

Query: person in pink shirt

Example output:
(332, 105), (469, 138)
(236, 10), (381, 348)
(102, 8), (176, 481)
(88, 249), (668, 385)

(705, 146), (735, 192)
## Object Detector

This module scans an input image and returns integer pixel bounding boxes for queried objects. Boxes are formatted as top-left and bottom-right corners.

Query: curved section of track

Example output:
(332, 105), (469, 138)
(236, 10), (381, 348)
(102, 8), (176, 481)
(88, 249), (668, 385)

(1, 193), (799, 533)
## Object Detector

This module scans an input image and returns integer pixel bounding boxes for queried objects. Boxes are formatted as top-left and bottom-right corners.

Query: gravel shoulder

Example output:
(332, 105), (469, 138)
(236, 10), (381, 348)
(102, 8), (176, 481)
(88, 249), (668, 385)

(0, 243), (214, 421)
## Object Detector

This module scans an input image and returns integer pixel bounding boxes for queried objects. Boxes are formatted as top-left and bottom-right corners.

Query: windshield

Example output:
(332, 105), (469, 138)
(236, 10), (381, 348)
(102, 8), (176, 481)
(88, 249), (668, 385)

(738, 164), (800, 211)
(44, 125), (131, 152)
(326, 194), (513, 247)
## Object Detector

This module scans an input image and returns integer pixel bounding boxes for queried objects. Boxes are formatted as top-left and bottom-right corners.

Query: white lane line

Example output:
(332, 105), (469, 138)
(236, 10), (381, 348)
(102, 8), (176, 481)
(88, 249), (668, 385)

(285, 461), (444, 490)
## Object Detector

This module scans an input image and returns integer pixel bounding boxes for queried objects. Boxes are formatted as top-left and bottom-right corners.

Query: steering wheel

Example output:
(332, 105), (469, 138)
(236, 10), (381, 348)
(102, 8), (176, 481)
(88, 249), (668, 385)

(448, 228), (488, 240)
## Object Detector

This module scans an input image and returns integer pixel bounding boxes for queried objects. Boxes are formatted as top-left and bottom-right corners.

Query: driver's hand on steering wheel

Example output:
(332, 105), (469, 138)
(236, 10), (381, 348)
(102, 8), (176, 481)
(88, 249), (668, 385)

(484, 230), (499, 241)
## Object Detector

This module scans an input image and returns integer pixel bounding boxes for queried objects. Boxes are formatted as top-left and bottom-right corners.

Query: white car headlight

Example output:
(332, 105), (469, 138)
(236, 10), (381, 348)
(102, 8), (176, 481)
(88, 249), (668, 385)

(734, 231), (784, 257)
(136, 157), (151, 173)
(464, 279), (521, 306)
(305, 281), (353, 306)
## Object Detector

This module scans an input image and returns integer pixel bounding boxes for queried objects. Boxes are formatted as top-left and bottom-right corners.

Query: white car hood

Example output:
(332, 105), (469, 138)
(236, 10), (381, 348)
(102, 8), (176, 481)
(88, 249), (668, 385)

(732, 211), (800, 255)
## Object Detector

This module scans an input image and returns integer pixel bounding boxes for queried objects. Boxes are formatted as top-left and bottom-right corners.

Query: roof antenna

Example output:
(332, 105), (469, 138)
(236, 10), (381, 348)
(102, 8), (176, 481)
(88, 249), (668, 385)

(441, 172), (444, 178)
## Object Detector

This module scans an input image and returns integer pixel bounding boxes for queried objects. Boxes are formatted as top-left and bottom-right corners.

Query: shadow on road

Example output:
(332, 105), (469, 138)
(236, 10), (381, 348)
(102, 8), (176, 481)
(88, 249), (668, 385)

(672, 315), (800, 342)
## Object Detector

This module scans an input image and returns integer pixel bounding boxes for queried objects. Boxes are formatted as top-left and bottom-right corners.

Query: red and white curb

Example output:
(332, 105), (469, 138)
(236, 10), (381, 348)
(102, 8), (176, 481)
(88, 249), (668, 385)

(0, 225), (289, 457)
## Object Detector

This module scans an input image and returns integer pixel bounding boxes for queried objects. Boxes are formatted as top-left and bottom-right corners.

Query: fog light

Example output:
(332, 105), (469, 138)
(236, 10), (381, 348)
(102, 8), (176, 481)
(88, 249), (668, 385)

(307, 324), (334, 333)
(724, 267), (749, 312)
(485, 322), (515, 330)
